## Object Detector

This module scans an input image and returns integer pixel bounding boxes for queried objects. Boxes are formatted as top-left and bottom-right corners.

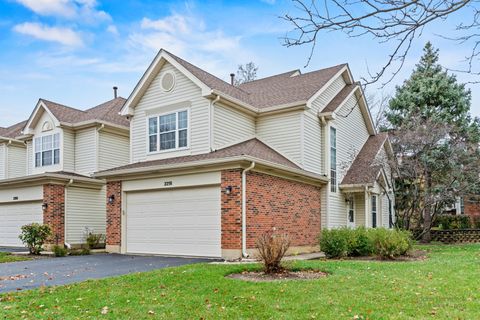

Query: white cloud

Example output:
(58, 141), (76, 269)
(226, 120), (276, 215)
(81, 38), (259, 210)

(129, 13), (253, 78)
(15, 0), (110, 22)
(13, 22), (83, 47)
(107, 25), (118, 35)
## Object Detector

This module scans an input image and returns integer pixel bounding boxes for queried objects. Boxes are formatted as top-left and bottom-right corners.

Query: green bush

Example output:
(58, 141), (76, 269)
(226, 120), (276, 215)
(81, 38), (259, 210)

(470, 216), (480, 229)
(349, 227), (374, 256)
(369, 228), (413, 259)
(86, 233), (105, 249)
(19, 223), (51, 255)
(320, 227), (412, 259)
(319, 228), (350, 258)
(53, 245), (68, 257)
(435, 214), (471, 230)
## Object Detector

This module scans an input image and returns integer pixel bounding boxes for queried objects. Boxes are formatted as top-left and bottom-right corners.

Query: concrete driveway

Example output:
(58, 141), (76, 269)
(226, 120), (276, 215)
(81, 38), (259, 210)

(0, 254), (212, 293)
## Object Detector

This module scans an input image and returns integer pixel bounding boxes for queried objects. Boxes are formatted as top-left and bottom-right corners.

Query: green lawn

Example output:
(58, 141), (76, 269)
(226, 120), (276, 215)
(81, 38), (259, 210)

(1, 244), (479, 319)
(0, 252), (29, 264)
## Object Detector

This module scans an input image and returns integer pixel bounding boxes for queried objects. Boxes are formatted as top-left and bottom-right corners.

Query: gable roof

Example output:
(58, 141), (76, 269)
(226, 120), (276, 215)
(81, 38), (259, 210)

(0, 121), (28, 139)
(23, 97), (128, 135)
(122, 49), (350, 115)
(97, 138), (300, 176)
(321, 83), (358, 113)
(341, 132), (389, 186)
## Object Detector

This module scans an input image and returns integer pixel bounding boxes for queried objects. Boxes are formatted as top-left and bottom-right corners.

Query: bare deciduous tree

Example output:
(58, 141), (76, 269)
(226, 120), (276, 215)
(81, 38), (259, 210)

(282, 0), (477, 85)
(367, 92), (391, 130)
(235, 62), (259, 85)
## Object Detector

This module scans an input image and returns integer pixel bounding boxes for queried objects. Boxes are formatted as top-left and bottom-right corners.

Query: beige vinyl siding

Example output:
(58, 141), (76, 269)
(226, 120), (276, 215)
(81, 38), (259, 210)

(303, 112), (322, 174)
(26, 140), (33, 175)
(355, 194), (366, 227)
(256, 111), (303, 165)
(63, 129), (75, 172)
(7, 145), (26, 178)
(98, 131), (130, 171)
(381, 193), (390, 228)
(0, 185), (43, 202)
(65, 186), (106, 245)
(214, 103), (255, 149)
(75, 128), (97, 175)
(0, 144), (5, 180)
(131, 62), (210, 162)
(311, 75), (346, 114)
(328, 93), (371, 228)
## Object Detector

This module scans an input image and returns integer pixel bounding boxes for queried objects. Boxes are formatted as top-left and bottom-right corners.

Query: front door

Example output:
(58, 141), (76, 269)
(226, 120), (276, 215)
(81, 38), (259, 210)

(347, 198), (355, 228)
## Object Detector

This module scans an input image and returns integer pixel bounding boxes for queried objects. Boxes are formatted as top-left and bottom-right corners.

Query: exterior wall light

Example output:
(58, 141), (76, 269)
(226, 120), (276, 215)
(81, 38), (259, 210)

(225, 186), (233, 195)
(108, 195), (115, 204)
(42, 203), (48, 210)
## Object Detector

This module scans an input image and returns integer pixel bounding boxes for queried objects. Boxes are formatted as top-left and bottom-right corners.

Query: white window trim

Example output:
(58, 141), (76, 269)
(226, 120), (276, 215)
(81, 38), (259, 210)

(330, 126), (337, 193)
(146, 108), (190, 155)
(371, 195), (378, 228)
(33, 131), (62, 168)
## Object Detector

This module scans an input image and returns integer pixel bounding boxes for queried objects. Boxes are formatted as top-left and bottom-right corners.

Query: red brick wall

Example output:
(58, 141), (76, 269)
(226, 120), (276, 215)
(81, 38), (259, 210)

(465, 196), (480, 217)
(221, 170), (243, 249)
(221, 170), (322, 250)
(43, 184), (65, 245)
(106, 181), (122, 246)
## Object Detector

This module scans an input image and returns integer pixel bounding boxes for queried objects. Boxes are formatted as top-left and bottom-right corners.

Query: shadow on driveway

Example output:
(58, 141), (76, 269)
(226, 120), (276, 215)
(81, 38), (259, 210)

(0, 254), (213, 293)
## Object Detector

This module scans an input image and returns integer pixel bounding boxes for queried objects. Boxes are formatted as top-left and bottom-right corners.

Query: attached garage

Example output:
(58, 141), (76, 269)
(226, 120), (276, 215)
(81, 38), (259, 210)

(0, 185), (43, 247)
(0, 202), (43, 246)
(125, 186), (221, 257)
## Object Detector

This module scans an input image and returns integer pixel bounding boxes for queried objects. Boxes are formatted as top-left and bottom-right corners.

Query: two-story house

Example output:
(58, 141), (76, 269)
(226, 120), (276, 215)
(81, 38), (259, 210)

(0, 96), (129, 248)
(96, 49), (394, 259)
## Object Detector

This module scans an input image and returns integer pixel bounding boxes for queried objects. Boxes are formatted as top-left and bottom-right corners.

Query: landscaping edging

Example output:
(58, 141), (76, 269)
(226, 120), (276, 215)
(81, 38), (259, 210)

(414, 229), (480, 243)
(227, 270), (328, 282)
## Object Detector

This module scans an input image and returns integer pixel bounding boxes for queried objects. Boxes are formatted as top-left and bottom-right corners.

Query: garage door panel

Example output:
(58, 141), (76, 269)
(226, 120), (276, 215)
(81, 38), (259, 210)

(0, 201), (43, 247)
(126, 186), (221, 257)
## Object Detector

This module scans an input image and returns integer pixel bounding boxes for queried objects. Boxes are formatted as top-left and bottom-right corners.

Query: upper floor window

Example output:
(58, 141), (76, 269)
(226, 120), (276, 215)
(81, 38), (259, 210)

(148, 110), (188, 153)
(330, 127), (337, 192)
(34, 133), (60, 167)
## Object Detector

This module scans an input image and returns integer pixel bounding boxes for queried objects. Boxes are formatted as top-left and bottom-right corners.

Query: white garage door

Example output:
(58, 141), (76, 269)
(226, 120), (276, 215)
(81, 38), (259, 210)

(126, 186), (221, 257)
(0, 201), (43, 247)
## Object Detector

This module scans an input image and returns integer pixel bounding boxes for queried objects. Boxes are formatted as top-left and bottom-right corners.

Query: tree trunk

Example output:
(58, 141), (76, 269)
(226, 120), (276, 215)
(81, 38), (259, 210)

(421, 172), (433, 243)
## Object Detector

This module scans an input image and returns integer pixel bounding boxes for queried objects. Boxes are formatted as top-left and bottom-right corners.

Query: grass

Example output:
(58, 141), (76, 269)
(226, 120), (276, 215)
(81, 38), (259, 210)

(0, 252), (29, 264)
(0, 244), (479, 319)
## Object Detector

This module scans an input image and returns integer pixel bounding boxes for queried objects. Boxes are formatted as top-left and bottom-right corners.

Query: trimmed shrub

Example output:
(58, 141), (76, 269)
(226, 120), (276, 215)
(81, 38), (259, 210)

(53, 245), (68, 257)
(19, 223), (51, 255)
(319, 228), (350, 258)
(255, 231), (290, 274)
(349, 227), (374, 256)
(86, 233), (105, 249)
(369, 228), (413, 259)
(471, 216), (480, 229)
(435, 214), (471, 230)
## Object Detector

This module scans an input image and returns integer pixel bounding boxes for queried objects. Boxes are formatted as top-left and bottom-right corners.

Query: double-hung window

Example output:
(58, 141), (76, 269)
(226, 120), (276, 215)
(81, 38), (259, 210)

(34, 133), (60, 167)
(330, 127), (337, 192)
(148, 110), (188, 153)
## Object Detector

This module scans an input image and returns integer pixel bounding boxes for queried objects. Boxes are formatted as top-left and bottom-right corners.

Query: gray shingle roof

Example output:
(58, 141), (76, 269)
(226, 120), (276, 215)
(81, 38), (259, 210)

(167, 51), (346, 109)
(98, 138), (300, 174)
(321, 83), (357, 113)
(0, 121), (28, 139)
(341, 132), (389, 186)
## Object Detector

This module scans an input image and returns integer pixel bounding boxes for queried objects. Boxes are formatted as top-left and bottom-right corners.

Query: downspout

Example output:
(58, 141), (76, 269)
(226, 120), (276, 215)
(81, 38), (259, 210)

(242, 161), (255, 258)
(320, 116), (330, 229)
(64, 178), (74, 249)
(210, 95), (220, 152)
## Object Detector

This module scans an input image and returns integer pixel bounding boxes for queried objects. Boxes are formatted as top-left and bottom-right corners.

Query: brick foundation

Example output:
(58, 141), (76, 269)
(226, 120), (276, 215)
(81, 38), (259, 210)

(43, 184), (65, 245)
(106, 181), (122, 248)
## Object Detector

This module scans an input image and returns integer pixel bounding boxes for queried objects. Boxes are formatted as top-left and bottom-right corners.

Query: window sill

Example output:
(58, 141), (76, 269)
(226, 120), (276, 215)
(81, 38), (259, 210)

(147, 147), (190, 155)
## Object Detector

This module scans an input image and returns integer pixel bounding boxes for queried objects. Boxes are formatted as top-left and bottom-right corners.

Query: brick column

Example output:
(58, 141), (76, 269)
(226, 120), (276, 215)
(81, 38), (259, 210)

(43, 184), (65, 245)
(106, 181), (122, 252)
(221, 170), (242, 253)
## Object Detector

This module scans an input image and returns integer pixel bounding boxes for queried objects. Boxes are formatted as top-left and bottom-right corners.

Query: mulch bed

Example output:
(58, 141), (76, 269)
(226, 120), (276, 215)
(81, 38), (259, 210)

(227, 269), (328, 282)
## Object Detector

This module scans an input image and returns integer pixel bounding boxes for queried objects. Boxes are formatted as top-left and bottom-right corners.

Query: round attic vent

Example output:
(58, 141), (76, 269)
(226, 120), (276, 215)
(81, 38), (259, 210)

(160, 72), (175, 92)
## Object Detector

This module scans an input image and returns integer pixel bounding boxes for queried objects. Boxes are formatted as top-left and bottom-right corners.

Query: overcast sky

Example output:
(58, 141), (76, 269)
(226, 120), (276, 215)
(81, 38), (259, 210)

(1, 0), (479, 127)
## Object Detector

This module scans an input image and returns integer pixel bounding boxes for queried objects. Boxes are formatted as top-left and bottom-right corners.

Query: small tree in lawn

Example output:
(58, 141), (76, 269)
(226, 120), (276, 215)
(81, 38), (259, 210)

(255, 231), (290, 274)
(19, 223), (51, 255)
(386, 42), (480, 241)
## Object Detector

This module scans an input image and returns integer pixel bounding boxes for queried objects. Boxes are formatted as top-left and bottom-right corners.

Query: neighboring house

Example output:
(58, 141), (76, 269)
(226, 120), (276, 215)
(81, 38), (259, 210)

(0, 96), (129, 248)
(96, 49), (394, 259)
